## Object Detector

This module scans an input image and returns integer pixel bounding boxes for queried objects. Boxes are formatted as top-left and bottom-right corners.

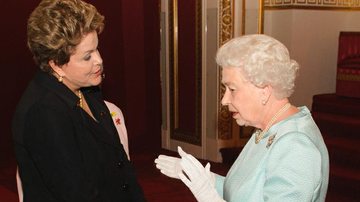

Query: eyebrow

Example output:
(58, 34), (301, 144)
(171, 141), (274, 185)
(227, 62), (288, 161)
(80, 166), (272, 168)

(221, 81), (233, 86)
(221, 80), (234, 85)
(83, 49), (96, 55)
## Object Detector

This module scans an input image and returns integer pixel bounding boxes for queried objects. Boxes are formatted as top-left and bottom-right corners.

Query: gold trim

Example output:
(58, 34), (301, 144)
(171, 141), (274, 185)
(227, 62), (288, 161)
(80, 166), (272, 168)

(169, 0), (202, 145)
(218, 0), (234, 140)
(219, 0), (234, 45)
(242, 0), (246, 35)
(337, 73), (360, 81)
(264, 0), (360, 10)
(258, 0), (264, 34)
(265, 5), (360, 10)
(173, 0), (179, 128)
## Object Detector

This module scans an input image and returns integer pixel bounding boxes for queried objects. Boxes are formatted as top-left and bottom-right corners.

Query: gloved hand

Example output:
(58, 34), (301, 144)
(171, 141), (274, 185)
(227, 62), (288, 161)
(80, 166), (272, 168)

(178, 147), (224, 202)
(154, 154), (182, 179)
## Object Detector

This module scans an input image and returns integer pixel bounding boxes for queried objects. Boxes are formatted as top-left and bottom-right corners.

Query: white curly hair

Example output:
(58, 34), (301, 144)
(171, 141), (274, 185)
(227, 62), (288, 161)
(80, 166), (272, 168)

(216, 34), (300, 99)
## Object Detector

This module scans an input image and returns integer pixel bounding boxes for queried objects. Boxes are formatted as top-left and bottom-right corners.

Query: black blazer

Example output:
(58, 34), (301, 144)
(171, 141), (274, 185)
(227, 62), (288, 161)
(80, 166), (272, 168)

(13, 71), (145, 202)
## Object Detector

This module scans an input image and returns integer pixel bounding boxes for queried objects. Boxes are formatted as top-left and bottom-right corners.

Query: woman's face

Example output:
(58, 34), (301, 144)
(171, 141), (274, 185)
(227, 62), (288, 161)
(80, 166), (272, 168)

(54, 31), (103, 92)
(221, 67), (263, 128)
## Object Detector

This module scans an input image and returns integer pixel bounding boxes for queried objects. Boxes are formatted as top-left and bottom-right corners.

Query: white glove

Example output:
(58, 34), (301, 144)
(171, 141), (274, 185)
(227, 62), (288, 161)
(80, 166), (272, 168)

(178, 147), (224, 202)
(154, 154), (182, 179)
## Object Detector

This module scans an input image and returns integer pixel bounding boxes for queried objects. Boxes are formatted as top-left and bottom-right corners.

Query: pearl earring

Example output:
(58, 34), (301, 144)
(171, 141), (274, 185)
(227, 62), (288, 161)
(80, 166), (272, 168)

(58, 76), (63, 83)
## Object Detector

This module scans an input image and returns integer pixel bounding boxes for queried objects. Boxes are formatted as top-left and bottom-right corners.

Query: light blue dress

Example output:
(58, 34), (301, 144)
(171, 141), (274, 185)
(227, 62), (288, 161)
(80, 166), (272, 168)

(215, 107), (329, 202)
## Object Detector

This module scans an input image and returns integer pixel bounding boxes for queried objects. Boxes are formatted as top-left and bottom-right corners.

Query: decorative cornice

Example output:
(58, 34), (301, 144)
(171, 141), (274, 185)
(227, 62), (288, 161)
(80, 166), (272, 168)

(264, 0), (360, 10)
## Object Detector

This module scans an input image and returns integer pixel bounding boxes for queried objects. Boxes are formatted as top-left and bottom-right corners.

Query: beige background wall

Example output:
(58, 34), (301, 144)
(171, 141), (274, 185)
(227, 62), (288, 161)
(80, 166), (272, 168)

(264, 10), (360, 108)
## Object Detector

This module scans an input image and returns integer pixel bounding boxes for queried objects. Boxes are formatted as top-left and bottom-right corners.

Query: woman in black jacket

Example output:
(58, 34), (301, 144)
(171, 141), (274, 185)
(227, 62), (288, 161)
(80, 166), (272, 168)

(12, 0), (145, 201)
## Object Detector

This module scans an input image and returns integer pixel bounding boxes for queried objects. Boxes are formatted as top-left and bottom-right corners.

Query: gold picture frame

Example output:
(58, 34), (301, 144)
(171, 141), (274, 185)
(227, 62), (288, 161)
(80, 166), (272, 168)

(169, 0), (202, 145)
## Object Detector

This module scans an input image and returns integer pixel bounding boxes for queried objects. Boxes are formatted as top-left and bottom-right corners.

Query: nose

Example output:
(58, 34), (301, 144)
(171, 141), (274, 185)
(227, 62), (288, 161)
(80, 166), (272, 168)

(94, 49), (103, 67)
(221, 87), (230, 106)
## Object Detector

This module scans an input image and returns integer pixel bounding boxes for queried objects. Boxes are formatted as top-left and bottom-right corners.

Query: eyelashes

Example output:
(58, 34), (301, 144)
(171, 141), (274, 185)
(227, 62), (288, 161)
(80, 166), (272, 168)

(84, 55), (91, 61)
(84, 48), (100, 61)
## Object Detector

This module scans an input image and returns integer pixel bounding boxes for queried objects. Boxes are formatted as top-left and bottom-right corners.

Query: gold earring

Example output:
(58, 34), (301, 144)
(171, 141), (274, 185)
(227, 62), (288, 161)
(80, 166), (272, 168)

(58, 76), (63, 83)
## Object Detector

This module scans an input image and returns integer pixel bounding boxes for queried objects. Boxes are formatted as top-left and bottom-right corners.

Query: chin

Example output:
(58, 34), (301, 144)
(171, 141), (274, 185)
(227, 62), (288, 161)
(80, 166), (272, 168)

(235, 119), (246, 126)
(92, 78), (102, 86)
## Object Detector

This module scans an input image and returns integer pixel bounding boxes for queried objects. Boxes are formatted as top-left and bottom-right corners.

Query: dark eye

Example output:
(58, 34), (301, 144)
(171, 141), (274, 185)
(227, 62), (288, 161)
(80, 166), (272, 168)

(84, 55), (91, 61)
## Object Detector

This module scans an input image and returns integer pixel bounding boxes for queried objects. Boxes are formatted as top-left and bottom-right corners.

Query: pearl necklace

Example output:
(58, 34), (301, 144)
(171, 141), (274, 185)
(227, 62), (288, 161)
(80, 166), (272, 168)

(255, 103), (291, 144)
(78, 90), (83, 108)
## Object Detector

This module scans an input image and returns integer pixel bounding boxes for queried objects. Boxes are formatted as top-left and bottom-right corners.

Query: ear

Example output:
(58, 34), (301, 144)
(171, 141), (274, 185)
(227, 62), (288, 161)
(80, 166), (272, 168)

(260, 85), (272, 105)
(49, 60), (65, 77)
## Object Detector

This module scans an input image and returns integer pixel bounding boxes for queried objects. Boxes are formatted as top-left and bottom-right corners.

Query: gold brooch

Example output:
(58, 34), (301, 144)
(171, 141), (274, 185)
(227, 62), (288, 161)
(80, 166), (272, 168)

(266, 134), (276, 148)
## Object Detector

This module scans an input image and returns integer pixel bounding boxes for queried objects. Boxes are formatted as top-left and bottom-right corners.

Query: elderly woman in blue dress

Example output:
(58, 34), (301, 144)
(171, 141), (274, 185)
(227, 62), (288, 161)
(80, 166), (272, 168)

(155, 34), (329, 202)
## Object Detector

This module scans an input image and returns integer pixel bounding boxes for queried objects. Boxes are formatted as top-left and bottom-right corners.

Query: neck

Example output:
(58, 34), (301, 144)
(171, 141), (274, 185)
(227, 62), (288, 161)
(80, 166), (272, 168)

(264, 102), (291, 131)
(255, 101), (291, 144)
(260, 99), (289, 130)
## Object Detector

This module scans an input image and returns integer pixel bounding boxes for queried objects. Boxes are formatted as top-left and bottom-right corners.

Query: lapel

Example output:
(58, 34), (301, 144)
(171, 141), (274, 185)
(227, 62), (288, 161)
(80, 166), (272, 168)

(34, 71), (122, 149)
(81, 88), (122, 149)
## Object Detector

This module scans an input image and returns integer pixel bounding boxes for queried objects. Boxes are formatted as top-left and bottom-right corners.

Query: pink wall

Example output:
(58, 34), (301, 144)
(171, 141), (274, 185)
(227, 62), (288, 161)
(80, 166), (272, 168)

(1, 0), (161, 163)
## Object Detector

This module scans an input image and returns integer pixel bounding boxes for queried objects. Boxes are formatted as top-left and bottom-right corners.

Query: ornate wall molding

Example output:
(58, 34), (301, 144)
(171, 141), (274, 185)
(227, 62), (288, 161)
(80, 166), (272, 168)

(219, 0), (234, 46)
(264, 0), (360, 9)
(218, 0), (234, 140)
